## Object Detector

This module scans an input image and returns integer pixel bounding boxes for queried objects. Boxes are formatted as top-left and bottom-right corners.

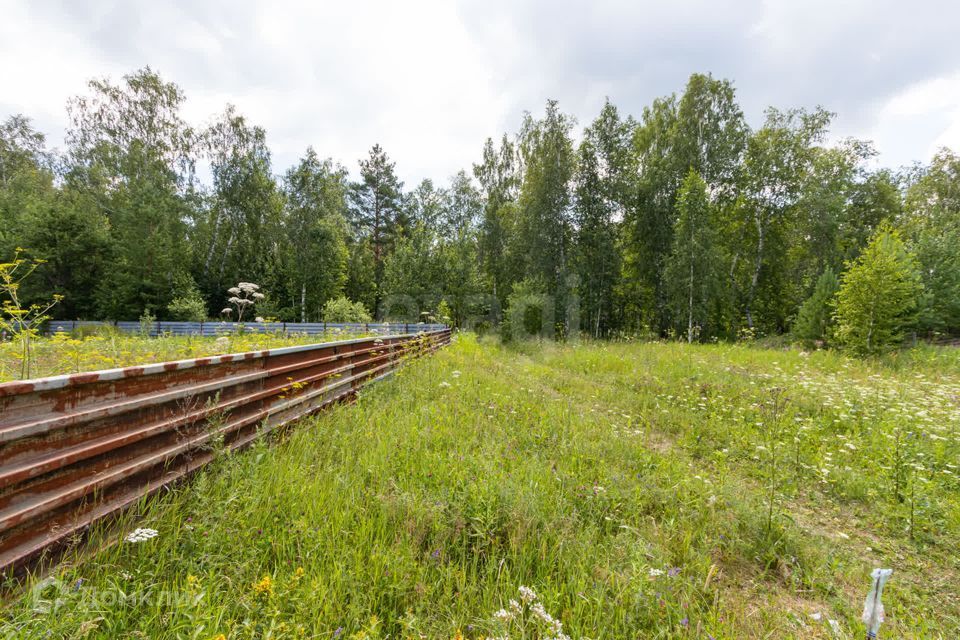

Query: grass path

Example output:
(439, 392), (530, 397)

(2, 335), (957, 638)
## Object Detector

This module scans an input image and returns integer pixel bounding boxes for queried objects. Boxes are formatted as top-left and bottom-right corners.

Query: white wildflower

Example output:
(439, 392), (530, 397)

(125, 528), (158, 543)
(519, 585), (538, 603)
(494, 608), (514, 622)
(648, 568), (664, 577)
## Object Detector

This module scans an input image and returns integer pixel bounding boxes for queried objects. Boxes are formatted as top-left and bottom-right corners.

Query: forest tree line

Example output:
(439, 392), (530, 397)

(1, 68), (959, 349)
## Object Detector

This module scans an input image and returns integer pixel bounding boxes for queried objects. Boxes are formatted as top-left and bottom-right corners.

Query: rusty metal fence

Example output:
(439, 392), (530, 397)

(0, 328), (450, 575)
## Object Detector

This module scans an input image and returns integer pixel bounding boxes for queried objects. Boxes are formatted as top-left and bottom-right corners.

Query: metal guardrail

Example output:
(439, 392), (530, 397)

(44, 320), (448, 338)
(0, 328), (451, 575)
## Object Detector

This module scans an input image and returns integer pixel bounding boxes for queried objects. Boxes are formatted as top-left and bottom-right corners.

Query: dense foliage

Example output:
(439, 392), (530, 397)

(2, 68), (959, 345)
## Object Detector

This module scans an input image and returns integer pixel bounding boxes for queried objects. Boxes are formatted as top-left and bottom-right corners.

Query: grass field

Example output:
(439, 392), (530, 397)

(0, 330), (370, 382)
(2, 334), (959, 638)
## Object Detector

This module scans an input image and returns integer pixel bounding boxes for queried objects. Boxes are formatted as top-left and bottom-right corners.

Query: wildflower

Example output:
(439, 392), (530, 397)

(494, 608), (514, 622)
(667, 567), (681, 577)
(439, 381), (452, 388)
(518, 585), (537, 602)
(648, 568), (664, 577)
(253, 574), (273, 598)
(125, 528), (159, 543)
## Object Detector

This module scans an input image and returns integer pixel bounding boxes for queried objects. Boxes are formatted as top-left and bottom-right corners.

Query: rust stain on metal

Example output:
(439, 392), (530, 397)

(0, 329), (450, 576)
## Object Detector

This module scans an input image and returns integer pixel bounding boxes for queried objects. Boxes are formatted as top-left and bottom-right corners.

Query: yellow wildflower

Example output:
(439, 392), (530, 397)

(253, 574), (273, 598)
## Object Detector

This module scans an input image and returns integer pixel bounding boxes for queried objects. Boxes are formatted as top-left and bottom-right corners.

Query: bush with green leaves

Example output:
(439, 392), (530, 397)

(503, 279), (550, 341)
(167, 285), (208, 322)
(792, 266), (839, 345)
(321, 296), (372, 323)
(834, 226), (923, 355)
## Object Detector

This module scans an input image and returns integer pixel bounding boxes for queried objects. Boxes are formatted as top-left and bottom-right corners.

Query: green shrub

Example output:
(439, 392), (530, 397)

(167, 287), (208, 322)
(834, 226), (923, 355)
(322, 296), (372, 323)
(792, 267), (838, 345)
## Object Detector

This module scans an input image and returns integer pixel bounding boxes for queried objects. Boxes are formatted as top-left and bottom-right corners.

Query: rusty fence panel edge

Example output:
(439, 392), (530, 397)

(0, 329), (451, 576)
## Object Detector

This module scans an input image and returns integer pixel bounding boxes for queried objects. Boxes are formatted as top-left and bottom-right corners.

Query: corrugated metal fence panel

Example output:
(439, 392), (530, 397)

(0, 328), (451, 574)
(43, 321), (449, 337)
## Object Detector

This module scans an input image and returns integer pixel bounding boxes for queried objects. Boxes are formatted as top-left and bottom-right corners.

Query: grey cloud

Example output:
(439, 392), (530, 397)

(3, 0), (959, 180)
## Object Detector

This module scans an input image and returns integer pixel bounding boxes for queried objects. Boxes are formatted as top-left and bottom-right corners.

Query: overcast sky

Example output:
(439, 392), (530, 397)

(2, 0), (959, 185)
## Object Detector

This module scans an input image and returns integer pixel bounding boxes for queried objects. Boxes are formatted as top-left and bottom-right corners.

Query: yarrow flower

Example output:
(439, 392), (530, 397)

(519, 585), (538, 603)
(125, 528), (159, 543)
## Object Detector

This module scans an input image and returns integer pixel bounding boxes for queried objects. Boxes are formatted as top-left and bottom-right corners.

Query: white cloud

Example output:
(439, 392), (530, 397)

(1, 0), (959, 182)
(870, 72), (960, 164)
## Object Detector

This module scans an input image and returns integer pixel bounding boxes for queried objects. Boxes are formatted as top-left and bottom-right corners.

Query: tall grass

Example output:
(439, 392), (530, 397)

(1, 335), (957, 638)
(0, 329), (369, 382)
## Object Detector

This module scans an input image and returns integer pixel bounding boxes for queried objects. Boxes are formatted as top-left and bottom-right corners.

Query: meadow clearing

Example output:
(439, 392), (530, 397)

(2, 333), (959, 638)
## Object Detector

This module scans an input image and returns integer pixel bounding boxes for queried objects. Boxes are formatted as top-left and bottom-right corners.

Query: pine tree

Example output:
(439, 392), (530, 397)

(792, 266), (839, 345)
(834, 226), (923, 354)
(350, 144), (404, 312)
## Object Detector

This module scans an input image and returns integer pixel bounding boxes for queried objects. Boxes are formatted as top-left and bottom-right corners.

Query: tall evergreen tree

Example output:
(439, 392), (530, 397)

(350, 144), (404, 312)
